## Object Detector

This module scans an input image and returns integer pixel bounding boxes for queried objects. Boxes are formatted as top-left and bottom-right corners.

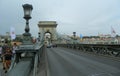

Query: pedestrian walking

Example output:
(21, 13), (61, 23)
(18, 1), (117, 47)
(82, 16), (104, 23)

(0, 46), (2, 61)
(12, 43), (18, 56)
(1, 43), (8, 70)
(3, 47), (12, 73)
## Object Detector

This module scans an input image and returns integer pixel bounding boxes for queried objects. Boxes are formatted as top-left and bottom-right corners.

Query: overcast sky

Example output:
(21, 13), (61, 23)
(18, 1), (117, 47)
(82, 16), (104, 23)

(0, 0), (120, 37)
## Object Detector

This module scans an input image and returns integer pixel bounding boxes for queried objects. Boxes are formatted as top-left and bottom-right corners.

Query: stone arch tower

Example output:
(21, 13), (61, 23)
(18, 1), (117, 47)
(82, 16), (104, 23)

(38, 21), (58, 43)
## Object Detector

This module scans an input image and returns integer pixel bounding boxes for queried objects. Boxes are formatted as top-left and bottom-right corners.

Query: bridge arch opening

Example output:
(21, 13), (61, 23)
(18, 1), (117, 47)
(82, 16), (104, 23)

(44, 32), (52, 45)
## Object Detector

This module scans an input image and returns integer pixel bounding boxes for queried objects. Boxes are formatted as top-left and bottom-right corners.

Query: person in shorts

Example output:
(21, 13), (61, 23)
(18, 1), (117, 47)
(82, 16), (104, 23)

(3, 47), (12, 73)
(1, 43), (8, 70)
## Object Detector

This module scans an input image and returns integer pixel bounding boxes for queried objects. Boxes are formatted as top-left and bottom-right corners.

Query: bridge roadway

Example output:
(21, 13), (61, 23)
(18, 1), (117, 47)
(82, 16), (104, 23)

(46, 47), (120, 76)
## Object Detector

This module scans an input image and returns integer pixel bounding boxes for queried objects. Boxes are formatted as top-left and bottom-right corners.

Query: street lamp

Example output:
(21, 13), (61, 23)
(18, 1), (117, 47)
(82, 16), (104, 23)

(73, 32), (76, 39)
(38, 32), (41, 41)
(23, 4), (33, 36)
(38, 32), (41, 38)
(15, 4), (39, 63)
(73, 32), (76, 48)
(22, 4), (33, 44)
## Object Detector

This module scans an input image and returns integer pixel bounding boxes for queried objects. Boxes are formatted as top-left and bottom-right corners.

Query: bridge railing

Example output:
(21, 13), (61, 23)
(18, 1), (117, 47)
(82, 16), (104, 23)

(6, 43), (45, 76)
(8, 54), (17, 71)
(57, 44), (120, 57)
(33, 44), (44, 76)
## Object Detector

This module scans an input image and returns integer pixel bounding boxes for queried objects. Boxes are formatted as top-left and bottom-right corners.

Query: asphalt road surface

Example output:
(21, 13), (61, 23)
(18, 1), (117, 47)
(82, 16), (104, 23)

(46, 47), (120, 76)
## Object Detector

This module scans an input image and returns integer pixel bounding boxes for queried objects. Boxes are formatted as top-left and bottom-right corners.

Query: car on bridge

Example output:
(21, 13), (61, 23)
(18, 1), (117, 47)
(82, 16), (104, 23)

(52, 44), (57, 48)
(47, 43), (57, 48)
(47, 44), (52, 48)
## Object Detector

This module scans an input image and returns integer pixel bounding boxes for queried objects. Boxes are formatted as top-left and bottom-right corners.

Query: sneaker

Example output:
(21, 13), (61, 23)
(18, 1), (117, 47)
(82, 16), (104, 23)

(3, 67), (5, 70)
(5, 70), (7, 73)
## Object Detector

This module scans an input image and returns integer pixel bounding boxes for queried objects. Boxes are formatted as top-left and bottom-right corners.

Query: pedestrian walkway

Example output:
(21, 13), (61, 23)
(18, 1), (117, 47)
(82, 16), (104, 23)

(0, 49), (47, 76)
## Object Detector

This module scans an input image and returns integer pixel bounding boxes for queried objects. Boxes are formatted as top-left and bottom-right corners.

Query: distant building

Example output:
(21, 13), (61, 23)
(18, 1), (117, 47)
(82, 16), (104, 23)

(80, 35), (119, 44)
(0, 34), (23, 45)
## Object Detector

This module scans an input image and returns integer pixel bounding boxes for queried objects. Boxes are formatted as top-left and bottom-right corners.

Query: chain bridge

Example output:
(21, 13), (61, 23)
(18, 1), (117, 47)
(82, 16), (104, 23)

(0, 21), (119, 76)
(0, 4), (120, 76)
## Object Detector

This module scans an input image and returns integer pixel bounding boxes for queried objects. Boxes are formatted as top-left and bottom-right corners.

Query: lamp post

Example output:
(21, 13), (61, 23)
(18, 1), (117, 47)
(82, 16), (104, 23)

(22, 4), (33, 44)
(38, 32), (41, 41)
(23, 4), (33, 35)
(73, 32), (76, 39)
(15, 4), (40, 64)
(73, 32), (76, 48)
(73, 32), (76, 42)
